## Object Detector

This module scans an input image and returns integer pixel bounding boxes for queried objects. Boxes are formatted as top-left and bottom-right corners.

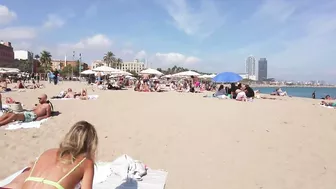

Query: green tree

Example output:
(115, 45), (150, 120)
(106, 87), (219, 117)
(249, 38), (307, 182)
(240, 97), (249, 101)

(39, 50), (52, 73)
(103, 51), (116, 67)
(61, 64), (73, 77)
(116, 58), (123, 69)
(17, 59), (31, 73)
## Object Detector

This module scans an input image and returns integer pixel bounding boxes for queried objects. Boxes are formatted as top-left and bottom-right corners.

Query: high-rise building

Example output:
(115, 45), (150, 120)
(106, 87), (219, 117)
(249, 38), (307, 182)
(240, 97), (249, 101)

(245, 55), (256, 80)
(258, 58), (268, 81)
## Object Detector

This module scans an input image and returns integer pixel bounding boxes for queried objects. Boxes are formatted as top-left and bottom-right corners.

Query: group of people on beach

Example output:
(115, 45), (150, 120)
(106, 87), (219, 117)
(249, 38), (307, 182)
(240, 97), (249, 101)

(51, 88), (88, 100)
(212, 83), (256, 101)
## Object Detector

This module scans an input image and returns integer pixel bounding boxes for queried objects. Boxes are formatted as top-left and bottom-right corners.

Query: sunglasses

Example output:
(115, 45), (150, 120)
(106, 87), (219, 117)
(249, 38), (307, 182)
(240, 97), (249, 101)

(38, 97), (42, 100)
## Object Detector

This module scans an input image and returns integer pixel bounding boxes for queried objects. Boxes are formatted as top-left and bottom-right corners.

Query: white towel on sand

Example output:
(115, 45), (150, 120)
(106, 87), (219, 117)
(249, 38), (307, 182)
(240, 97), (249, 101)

(4, 118), (48, 130)
(51, 95), (99, 100)
(0, 155), (168, 189)
(0, 111), (48, 130)
(0, 167), (28, 187)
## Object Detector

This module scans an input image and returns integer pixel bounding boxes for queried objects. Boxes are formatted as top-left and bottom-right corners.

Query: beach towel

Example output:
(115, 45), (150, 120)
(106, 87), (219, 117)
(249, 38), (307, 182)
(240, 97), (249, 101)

(4, 118), (48, 130)
(0, 155), (168, 189)
(320, 105), (335, 109)
(51, 95), (99, 100)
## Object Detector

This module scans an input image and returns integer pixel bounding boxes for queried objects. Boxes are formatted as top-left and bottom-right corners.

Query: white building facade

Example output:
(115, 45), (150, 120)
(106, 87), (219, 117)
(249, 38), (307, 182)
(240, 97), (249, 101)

(118, 59), (145, 73)
(245, 55), (256, 80)
(14, 50), (33, 60)
(91, 59), (145, 73)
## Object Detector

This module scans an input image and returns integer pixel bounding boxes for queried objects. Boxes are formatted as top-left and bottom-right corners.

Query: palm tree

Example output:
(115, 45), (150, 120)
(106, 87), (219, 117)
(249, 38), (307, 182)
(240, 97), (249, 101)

(39, 50), (52, 72)
(116, 58), (123, 69)
(103, 51), (116, 67)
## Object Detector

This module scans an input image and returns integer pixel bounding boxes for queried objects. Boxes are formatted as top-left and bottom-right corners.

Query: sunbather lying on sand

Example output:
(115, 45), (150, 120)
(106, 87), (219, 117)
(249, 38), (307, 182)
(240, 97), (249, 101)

(2, 121), (97, 189)
(321, 101), (336, 107)
(0, 94), (52, 126)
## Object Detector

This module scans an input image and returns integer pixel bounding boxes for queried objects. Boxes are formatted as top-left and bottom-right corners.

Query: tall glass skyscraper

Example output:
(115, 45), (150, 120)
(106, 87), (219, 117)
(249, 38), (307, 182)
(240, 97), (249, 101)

(258, 58), (268, 81)
(245, 55), (256, 79)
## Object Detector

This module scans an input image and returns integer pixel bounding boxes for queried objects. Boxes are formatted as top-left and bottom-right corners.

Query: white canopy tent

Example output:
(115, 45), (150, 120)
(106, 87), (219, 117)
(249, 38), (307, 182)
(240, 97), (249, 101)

(162, 74), (172, 78)
(140, 68), (163, 76)
(80, 70), (95, 75)
(172, 70), (200, 77)
(0, 68), (20, 74)
(199, 74), (216, 79)
(93, 66), (120, 73)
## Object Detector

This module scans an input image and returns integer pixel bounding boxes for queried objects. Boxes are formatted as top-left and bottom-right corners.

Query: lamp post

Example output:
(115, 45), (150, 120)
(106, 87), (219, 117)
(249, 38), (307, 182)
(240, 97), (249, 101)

(72, 51), (75, 78)
(79, 53), (82, 74)
(31, 52), (34, 74)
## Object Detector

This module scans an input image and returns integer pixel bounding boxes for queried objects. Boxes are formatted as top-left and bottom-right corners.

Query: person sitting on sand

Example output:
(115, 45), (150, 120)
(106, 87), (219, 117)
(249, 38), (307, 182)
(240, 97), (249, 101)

(322, 95), (333, 100)
(213, 85), (226, 97)
(64, 88), (76, 98)
(3, 121), (98, 189)
(14, 80), (25, 89)
(244, 85), (255, 98)
(236, 84), (247, 101)
(272, 88), (288, 96)
(0, 94), (52, 126)
(0, 78), (11, 91)
(79, 88), (88, 100)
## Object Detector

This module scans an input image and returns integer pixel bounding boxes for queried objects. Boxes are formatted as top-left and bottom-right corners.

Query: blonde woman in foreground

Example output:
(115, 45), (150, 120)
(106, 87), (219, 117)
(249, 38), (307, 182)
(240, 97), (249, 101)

(3, 121), (98, 189)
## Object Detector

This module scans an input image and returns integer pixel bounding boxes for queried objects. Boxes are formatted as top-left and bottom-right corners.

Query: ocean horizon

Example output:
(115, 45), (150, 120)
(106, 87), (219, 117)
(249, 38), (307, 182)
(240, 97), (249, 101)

(253, 87), (336, 99)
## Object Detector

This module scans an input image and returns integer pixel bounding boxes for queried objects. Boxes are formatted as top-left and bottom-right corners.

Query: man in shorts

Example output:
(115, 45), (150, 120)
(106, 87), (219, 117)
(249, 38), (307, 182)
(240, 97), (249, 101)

(0, 94), (52, 126)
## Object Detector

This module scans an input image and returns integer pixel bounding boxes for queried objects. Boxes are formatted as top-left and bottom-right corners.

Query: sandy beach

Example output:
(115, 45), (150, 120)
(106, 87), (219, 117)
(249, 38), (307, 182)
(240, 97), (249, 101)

(1, 81), (336, 189)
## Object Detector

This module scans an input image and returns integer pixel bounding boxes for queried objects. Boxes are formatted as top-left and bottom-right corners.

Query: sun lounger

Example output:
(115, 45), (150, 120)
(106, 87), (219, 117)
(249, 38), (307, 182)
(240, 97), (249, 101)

(0, 155), (168, 189)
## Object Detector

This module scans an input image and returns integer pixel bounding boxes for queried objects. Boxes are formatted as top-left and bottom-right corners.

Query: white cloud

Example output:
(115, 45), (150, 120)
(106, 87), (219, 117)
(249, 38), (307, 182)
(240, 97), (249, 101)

(54, 34), (113, 62)
(0, 27), (37, 40)
(12, 41), (32, 50)
(43, 14), (65, 29)
(134, 50), (147, 59)
(154, 52), (200, 66)
(160, 0), (225, 38)
(0, 5), (16, 25)
(252, 0), (296, 22)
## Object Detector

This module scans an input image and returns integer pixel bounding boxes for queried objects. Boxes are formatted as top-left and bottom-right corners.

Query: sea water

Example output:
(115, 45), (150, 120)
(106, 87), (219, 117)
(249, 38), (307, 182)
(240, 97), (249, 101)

(253, 87), (336, 99)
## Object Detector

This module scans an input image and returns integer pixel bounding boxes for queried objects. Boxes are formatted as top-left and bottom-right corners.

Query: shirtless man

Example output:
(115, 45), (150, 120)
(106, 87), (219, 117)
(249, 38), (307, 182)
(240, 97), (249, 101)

(0, 94), (52, 126)
(64, 88), (76, 98)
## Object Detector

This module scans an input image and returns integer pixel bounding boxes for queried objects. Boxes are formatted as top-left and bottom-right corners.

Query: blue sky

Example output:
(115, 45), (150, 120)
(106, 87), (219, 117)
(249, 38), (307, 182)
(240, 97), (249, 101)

(1, 0), (336, 82)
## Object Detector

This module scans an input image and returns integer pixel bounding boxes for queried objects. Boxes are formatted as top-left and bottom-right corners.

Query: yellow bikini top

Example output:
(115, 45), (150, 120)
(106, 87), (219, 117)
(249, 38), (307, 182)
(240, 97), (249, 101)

(24, 156), (86, 189)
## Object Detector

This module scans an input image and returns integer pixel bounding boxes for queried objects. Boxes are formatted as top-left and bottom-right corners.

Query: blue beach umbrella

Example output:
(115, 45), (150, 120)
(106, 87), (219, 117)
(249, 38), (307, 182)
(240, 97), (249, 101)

(212, 72), (243, 83)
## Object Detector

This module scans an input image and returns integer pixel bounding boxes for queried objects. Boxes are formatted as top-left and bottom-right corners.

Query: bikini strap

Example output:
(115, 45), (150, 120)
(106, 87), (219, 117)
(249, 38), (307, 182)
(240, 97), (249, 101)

(28, 155), (42, 177)
(57, 157), (86, 183)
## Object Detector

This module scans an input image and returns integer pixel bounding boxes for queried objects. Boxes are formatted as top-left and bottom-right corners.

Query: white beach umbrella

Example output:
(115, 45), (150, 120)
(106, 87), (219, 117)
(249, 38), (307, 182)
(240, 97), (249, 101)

(80, 70), (95, 75)
(209, 73), (216, 78)
(93, 66), (119, 73)
(0, 68), (20, 74)
(162, 74), (172, 78)
(140, 68), (163, 76)
(172, 70), (200, 77)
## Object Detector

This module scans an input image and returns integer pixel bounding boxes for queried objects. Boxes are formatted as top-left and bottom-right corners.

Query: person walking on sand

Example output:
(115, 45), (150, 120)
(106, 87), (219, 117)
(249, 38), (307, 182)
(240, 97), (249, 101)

(3, 121), (98, 189)
(0, 94), (52, 126)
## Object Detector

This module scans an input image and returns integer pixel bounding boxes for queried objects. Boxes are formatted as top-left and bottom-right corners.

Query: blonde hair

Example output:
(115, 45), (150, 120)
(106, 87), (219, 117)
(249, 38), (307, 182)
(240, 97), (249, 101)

(58, 121), (98, 163)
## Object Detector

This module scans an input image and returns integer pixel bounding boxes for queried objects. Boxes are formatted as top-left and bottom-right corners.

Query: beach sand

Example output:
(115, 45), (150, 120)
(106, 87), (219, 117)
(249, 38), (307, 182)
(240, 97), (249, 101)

(1, 81), (336, 189)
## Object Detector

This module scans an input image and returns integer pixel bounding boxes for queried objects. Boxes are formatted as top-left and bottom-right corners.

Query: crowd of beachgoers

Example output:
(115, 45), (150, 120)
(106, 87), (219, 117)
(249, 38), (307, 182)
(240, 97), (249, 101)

(0, 71), (336, 188)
